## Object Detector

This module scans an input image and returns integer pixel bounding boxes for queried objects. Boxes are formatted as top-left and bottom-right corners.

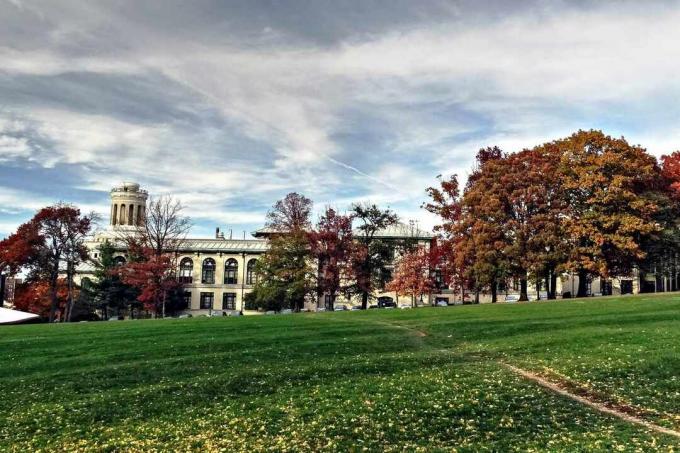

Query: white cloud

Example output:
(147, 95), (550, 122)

(1, 1), (680, 234)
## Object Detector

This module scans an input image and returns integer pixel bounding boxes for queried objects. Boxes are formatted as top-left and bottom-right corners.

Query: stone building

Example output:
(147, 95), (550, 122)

(80, 182), (437, 315)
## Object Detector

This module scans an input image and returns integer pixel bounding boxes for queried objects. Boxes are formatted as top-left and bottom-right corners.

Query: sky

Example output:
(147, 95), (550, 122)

(2, 0), (680, 238)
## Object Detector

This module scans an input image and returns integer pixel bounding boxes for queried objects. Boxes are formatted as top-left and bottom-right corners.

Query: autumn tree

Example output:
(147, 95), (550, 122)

(2, 205), (95, 322)
(117, 195), (191, 317)
(348, 203), (399, 309)
(14, 279), (69, 319)
(308, 207), (354, 310)
(558, 130), (663, 296)
(265, 192), (313, 232)
(386, 247), (435, 306)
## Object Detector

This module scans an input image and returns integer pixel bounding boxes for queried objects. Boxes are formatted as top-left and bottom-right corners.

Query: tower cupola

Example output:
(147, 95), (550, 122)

(110, 182), (148, 227)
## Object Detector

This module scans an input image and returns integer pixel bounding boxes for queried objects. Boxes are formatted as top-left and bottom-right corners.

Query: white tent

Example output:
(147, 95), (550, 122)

(0, 307), (40, 325)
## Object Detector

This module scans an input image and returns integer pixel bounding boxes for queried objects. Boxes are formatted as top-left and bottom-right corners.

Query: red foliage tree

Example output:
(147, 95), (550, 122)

(14, 279), (69, 319)
(117, 247), (183, 316)
(308, 207), (354, 309)
(1, 204), (94, 322)
(386, 247), (436, 306)
(661, 151), (680, 197)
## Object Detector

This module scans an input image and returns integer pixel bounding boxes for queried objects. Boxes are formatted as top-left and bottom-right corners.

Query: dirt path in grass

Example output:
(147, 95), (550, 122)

(503, 363), (680, 440)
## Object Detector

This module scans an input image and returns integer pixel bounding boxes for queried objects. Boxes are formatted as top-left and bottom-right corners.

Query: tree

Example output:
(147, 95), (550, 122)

(386, 247), (435, 306)
(424, 175), (471, 301)
(245, 231), (314, 312)
(88, 240), (139, 319)
(246, 193), (315, 312)
(118, 250), (186, 316)
(14, 279), (69, 319)
(349, 203), (399, 309)
(558, 130), (663, 296)
(117, 195), (191, 317)
(308, 207), (354, 309)
(265, 192), (313, 232)
(3, 204), (95, 322)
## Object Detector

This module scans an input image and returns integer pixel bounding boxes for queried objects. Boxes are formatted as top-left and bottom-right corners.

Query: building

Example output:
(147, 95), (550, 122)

(80, 182), (437, 316)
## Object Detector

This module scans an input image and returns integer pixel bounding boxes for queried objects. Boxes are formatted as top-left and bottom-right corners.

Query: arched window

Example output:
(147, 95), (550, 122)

(179, 258), (193, 284)
(246, 259), (258, 285)
(202, 258), (216, 284)
(113, 256), (127, 266)
(224, 258), (238, 284)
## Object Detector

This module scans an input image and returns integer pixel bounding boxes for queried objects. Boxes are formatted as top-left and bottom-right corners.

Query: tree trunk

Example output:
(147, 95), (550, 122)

(65, 265), (74, 322)
(577, 269), (588, 297)
(361, 291), (369, 310)
(549, 271), (557, 300)
(519, 277), (528, 301)
(48, 274), (59, 323)
(474, 289), (480, 304)
(490, 281), (497, 303)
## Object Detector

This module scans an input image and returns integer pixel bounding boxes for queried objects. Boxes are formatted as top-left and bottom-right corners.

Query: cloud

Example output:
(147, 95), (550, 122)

(1, 0), (680, 236)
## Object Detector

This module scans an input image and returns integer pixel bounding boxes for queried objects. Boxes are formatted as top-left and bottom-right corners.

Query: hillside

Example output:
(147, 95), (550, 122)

(1, 294), (679, 451)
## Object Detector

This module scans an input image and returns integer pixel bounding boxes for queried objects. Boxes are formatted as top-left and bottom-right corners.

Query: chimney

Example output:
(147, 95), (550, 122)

(229, 229), (233, 240)
(215, 227), (220, 239)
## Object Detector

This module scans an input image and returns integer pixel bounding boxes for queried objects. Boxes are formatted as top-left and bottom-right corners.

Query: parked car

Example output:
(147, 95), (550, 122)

(350, 305), (363, 311)
(505, 294), (520, 303)
(264, 310), (277, 315)
(280, 308), (293, 315)
(398, 303), (412, 309)
(377, 296), (396, 308)
(316, 307), (327, 312)
(334, 305), (348, 311)
(435, 300), (448, 307)
(210, 311), (225, 317)
(368, 304), (379, 309)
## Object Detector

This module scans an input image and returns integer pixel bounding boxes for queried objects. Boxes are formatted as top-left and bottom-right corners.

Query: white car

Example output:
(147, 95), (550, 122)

(505, 294), (520, 303)
(435, 300), (448, 307)
(316, 307), (327, 312)
(280, 309), (293, 315)
(334, 305), (347, 311)
(398, 303), (412, 309)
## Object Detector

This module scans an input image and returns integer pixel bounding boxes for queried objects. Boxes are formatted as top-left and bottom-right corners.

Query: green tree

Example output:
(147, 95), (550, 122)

(348, 203), (399, 309)
(89, 240), (140, 319)
(245, 231), (314, 312)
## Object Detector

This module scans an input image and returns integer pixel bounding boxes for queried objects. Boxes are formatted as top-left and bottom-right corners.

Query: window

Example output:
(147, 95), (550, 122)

(222, 292), (236, 310)
(379, 268), (392, 290)
(246, 259), (258, 285)
(224, 258), (238, 284)
(434, 269), (443, 288)
(202, 258), (216, 284)
(183, 291), (191, 308)
(113, 256), (127, 266)
(179, 258), (193, 284)
(200, 292), (214, 309)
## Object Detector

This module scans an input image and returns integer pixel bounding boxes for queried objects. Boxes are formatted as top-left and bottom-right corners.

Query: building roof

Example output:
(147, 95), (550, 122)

(358, 222), (432, 240)
(177, 238), (268, 253)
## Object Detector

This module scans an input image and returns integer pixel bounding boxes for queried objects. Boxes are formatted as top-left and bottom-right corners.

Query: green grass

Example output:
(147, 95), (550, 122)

(1, 294), (679, 451)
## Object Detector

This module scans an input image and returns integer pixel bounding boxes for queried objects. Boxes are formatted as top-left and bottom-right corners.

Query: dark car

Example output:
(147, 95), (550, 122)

(377, 296), (396, 308)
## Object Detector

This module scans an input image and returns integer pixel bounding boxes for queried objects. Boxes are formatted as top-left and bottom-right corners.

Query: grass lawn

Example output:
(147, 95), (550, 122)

(1, 294), (679, 451)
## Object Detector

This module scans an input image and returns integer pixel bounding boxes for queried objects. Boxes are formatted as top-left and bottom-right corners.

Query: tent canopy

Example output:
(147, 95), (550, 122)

(0, 307), (40, 325)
